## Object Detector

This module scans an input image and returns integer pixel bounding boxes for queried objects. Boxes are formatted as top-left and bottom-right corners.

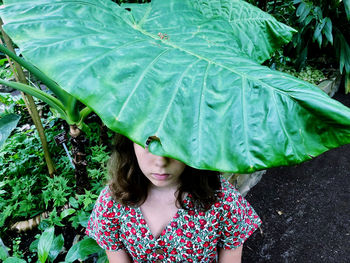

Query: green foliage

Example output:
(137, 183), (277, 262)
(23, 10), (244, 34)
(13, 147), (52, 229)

(60, 208), (76, 219)
(0, 92), (26, 115)
(65, 237), (106, 263)
(48, 234), (64, 262)
(0, 243), (9, 260)
(0, 58), (13, 80)
(285, 66), (325, 84)
(271, 53), (326, 84)
(250, 0), (350, 92)
(28, 226), (64, 263)
(67, 189), (101, 229)
(0, 91), (29, 134)
(87, 144), (110, 185)
(78, 190), (99, 210)
(11, 237), (22, 258)
(4, 258), (26, 263)
(0, 173), (45, 228)
(0, 116), (75, 229)
(37, 226), (54, 263)
(42, 208), (65, 227)
(0, 114), (20, 149)
(0, 106), (110, 259)
(84, 123), (111, 190)
(68, 209), (90, 229)
(42, 176), (72, 209)
(293, 0), (349, 71)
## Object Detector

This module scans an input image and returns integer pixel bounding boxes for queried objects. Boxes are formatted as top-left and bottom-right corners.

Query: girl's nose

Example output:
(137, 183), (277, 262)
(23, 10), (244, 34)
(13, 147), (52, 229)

(154, 155), (169, 167)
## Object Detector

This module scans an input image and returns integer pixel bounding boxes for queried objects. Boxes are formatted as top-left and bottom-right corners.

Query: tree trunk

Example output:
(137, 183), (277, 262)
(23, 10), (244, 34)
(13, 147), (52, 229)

(0, 21), (56, 176)
(69, 125), (90, 194)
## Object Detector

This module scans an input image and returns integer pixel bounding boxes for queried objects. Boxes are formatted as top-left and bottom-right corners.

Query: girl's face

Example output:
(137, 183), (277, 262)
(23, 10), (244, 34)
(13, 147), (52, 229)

(133, 143), (186, 189)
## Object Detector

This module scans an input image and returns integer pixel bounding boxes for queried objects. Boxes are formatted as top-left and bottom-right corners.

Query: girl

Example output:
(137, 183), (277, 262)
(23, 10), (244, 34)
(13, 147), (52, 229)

(86, 134), (261, 262)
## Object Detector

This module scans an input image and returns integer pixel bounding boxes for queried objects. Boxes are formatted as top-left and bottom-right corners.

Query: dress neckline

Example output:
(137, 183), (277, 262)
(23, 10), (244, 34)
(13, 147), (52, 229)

(137, 193), (190, 240)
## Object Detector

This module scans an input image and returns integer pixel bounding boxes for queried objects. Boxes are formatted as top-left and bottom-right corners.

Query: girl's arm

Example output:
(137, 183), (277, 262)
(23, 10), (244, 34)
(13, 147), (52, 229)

(218, 245), (243, 263)
(106, 249), (132, 263)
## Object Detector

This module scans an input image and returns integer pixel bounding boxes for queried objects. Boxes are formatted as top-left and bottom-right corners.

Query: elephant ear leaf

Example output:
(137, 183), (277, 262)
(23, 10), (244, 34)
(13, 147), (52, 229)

(189, 0), (297, 62)
(121, 2), (151, 23)
(0, 114), (21, 149)
(1, 0), (350, 173)
(123, 0), (296, 63)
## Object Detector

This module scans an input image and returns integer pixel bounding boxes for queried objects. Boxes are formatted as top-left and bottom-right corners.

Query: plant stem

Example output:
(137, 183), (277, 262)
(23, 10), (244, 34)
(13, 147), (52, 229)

(79, 106), (93, 124)
(69, 125), (90, 194)
(0, 19), (81, 123)
(0, 26), (56, 176)
(0, 80), (68, 119)
(0, 20), (71, 105)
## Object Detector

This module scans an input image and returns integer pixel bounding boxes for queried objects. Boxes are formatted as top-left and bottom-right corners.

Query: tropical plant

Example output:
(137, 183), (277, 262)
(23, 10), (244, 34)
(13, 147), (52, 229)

(292, 0), (350, 93)
(29, 231), (107, 263)
(0, 24), (56, 175)
(27, 226), (64, 263)
(1, 0), (350, 174)
(248, 0), (350, 93)
(65, 237), (107, 263)
(0, 42), (93, 192)
(0, 120), (74, 230)
(0, 113), (109, 232)
(0, 115), (110, 260)
(0, 57), (13, 81)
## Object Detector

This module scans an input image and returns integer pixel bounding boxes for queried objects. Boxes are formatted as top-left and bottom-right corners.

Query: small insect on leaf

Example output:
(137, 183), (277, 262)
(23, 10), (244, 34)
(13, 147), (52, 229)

(157, 32), (169, 40)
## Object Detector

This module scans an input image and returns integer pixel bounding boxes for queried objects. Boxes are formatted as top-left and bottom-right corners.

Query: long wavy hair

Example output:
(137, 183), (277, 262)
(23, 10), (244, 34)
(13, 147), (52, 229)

(108, 134), (221, 211)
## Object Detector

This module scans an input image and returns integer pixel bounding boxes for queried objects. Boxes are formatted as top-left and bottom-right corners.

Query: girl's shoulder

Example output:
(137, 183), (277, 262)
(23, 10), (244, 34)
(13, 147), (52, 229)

(86, 186), (127, 251)
(215, 175), (259, 217)
(214, 175), (261, 249)
(95, 186), (126, 213)
(95, 186), (113, 205)
(217, 175), (241, 198)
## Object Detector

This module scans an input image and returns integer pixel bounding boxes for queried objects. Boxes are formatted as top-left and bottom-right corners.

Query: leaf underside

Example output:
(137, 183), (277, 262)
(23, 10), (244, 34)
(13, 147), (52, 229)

(1, 0), (350, 173)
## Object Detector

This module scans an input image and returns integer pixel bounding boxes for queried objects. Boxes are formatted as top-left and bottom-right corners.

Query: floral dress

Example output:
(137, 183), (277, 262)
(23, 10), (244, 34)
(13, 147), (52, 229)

(86, 176), (261, 262)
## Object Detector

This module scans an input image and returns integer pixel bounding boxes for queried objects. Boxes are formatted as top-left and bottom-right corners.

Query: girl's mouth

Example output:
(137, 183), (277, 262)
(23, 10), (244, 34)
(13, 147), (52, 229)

(152, 173), (170, 180)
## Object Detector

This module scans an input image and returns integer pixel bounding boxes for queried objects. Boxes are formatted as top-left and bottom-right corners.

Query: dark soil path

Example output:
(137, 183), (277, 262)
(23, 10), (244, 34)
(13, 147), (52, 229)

(242, 92), (350, 263)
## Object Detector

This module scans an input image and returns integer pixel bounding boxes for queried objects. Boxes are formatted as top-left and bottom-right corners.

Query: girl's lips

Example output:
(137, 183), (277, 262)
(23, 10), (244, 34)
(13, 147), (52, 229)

(152, 173), (170, 181)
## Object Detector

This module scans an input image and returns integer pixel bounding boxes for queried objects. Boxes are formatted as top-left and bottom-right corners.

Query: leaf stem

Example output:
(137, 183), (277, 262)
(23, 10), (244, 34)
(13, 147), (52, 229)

(0, 79), (70, 123)
(79, 106), (93, 123)
(0, 44), (72, 104)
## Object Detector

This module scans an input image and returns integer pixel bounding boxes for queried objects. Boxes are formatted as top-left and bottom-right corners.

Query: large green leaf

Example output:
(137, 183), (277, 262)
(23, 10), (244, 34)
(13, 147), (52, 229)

(344, 0), (350, 21)
(37, 226), (54, 263)
(3, 258), (26, 263)
(122, 0), (296, 63)
(1, 0), (350, 173)
(48, 234), (64, 263)
(65, 237), (103, 262)
(0, 113), (20, 149)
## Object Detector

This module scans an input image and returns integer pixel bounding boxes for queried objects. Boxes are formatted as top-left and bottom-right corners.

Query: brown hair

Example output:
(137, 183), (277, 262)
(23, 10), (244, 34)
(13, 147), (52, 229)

(108, 134), (221, 211)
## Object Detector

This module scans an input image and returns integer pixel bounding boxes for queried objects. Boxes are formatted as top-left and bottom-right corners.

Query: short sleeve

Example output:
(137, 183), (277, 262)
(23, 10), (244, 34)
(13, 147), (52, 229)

(85, 186), (125, 251)
(217, 179), (262, 249)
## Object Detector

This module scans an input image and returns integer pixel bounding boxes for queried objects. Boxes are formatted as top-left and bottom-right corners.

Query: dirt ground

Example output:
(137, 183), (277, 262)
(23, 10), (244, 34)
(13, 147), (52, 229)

(242, 92), (350, 263)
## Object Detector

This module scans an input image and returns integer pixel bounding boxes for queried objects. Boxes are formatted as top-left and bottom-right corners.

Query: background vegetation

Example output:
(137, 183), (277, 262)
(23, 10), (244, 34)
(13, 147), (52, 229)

(248, 0), (350, 92)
